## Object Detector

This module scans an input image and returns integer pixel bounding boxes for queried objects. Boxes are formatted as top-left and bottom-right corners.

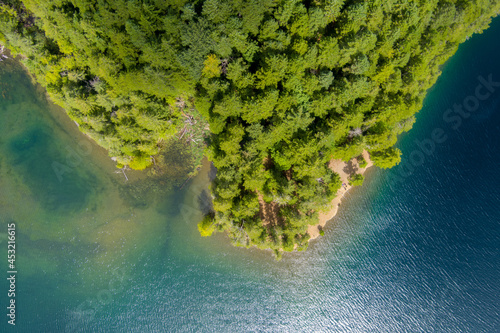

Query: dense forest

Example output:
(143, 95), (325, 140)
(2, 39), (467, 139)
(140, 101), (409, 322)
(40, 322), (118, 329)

(1, 0), (499, 257)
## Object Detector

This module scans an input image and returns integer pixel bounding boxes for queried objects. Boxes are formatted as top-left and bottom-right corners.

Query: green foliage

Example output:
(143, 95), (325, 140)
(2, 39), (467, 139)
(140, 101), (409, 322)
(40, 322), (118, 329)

(128, 153), (153, 171)
(348, 174), (364, 187)
(1, 0), (499, 255)
(370, 148), (402, 169)
(0, 0), (199, 170)
(202, 54), (221, 78)
(357, 155), (368, 169)
(198, 214), (216, 237)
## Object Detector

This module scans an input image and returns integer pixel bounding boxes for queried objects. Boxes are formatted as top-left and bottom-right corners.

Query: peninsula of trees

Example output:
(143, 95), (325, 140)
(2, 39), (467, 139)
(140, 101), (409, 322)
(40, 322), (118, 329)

(1, 0), (499, 257)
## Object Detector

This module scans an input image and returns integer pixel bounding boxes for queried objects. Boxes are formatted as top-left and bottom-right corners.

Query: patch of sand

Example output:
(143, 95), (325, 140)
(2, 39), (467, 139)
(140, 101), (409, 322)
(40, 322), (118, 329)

(307, 150), (373, 240)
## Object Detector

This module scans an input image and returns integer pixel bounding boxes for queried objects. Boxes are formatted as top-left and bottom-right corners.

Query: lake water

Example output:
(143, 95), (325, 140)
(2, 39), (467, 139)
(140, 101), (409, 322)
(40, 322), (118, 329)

(1, 18), (499, 333)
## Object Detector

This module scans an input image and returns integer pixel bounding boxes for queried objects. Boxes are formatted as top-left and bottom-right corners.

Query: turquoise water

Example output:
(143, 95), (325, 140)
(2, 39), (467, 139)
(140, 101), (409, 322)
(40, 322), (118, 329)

(1, 18), (499, 332)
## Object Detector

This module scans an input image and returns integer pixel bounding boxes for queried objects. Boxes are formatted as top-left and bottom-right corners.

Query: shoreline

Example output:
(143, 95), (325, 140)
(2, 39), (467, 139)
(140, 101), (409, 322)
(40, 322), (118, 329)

(307, 150), (373, 240)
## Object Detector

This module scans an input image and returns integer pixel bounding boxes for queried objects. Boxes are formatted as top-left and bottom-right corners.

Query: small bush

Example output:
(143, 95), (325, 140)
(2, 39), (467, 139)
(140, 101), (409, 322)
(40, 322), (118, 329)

(357, 155), (368, 168)
(198, 214), (216, 237)
(348, 174), (364, 186)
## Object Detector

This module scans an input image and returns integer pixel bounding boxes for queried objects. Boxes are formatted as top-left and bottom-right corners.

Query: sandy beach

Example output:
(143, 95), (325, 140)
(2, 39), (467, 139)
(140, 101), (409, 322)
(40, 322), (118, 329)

(307, 150), (373, 240)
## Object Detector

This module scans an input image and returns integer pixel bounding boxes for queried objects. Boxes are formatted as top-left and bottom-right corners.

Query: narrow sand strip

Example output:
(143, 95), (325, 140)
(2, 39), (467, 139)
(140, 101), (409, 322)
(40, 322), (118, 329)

(308, 150), (373, 240)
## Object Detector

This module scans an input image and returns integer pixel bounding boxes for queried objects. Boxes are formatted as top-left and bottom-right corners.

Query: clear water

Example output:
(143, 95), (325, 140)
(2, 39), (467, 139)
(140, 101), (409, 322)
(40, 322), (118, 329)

(1, 18), (499, 333)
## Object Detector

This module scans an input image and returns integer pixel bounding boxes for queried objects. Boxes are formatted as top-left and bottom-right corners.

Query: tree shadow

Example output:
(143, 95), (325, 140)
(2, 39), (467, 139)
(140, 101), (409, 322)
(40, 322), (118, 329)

(198, 189), (213, 215)
(208, 162), (217, 182)
(343, 160), (358, 177)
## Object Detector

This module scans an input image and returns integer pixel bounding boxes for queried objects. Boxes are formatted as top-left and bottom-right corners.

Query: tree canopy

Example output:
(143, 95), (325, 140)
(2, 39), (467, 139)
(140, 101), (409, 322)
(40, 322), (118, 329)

(1, 0), (499, 256)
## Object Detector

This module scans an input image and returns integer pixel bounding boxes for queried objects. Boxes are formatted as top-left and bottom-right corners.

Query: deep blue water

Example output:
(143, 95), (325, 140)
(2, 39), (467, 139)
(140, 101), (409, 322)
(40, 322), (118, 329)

(0, 17), (499, 333)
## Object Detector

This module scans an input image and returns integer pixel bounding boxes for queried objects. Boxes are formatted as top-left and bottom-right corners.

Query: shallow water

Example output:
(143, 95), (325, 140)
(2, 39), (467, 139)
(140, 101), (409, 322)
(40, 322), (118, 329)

(1, 18), (499, 333)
